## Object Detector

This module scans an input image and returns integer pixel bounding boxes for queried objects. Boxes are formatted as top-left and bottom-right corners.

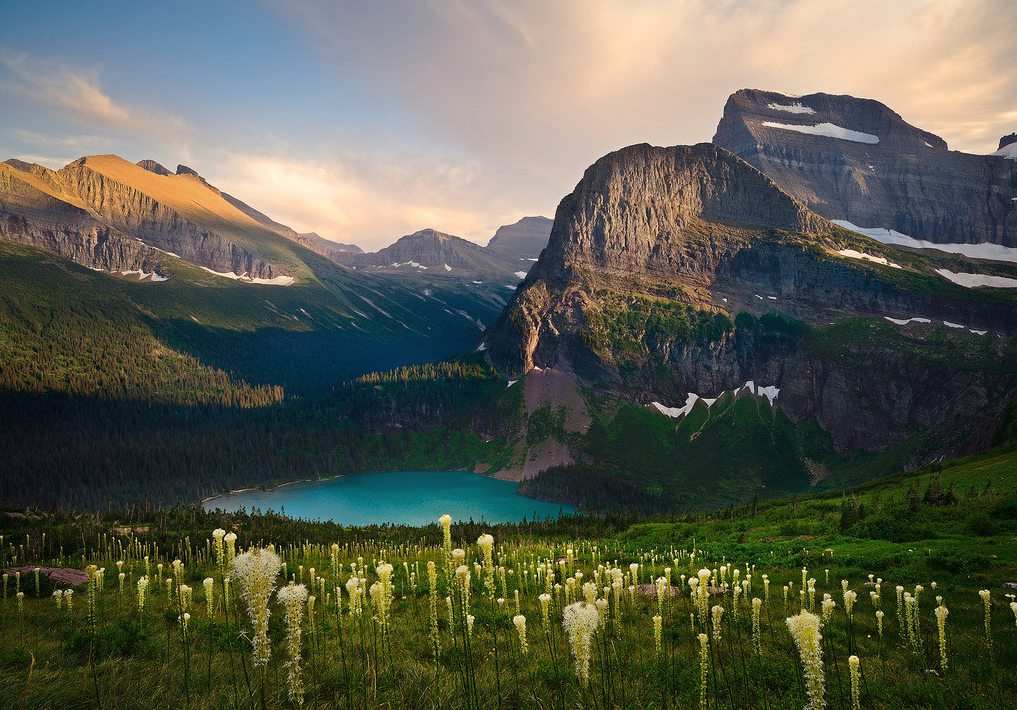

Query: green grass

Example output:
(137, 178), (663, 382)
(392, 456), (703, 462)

(1, 479), (1015, 709)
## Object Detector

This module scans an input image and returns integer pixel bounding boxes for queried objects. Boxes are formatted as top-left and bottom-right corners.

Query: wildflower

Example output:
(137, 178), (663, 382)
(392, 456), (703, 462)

(212, 529), (226, 572)
(231, 548), (282, 667)
(752, 597), (763, 655)
(204, 578), (214, 616)
(53, 589), (63, 610)
(277, 584), (309, 705)
(181, 611), (191, 637)
(843, 589), (857, 618)
(539, 593), (551, 627)
(698, 633), (710, 709)
(477, 534), (496, 598)
(582, 581), (597, 605)
(786, 610), (824, 710)
(223, 532), (237, 568)
(711, 604), (724, 643)
(427, 561), (440, 654)
(563, 601), (600, 685)
(466, 614), (475, 638)
(696, 568), (712, 622)
(1010, 601), (1017, 628)
(64, 588), (73, 611)
(979, 589), (992, 650)
(848, 655), (860, 710)
(653, 614), (662, 654)
(17, 591), (24, 617)
(375, 562), (394, 632)
(875, 610), (884, 639)
(934, 604), (948, 671)
(821, 594), (836, 625)
(513, 614), (528, 655)
(345, 576), (361, 615)
(440, 514), (453, 575)
(137, 577), (148, 611)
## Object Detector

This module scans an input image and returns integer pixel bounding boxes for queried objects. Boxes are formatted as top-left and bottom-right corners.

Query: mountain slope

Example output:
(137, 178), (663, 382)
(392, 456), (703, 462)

(487, 216), (553, 260)
(712, 88), (1017, 247)
(482, 142), (1017, 476)
(0, 156), (512, 393)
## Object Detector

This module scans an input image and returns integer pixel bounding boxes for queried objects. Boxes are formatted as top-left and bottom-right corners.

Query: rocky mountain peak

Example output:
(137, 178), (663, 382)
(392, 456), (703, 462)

(1000, 133), (1017, 150)
(713, 89), (1017, 246)
(137, 159), (172, 176)
(532, 142), (825, 283)
(4, 158), (34, 173)
(487, 216), (553, 260)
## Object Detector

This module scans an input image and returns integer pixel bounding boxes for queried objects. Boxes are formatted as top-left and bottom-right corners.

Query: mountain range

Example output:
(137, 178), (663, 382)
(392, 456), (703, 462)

(0, 89), (1015, 511)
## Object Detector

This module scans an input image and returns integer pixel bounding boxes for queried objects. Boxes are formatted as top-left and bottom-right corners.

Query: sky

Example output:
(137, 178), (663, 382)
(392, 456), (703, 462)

(1, 0), (1015, 251)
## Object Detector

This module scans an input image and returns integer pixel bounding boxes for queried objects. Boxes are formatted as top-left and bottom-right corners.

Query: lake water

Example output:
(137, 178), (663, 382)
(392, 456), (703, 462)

(202, 470), (574, 526)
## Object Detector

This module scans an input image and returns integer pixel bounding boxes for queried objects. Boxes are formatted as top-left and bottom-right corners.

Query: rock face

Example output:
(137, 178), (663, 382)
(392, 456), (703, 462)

(483, 141), (1017, 459)
(712, 89), (1017, 246)
(486, 216), (553, 260)
(0, 154), (324, 280)
(1000, 134), (1017, 151)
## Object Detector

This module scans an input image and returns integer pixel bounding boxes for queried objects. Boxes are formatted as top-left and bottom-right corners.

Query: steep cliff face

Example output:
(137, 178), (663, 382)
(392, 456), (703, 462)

(0, 155), (307, 280)
(482, 141), (1017, 459)
(712, 89), (1017, 246)
(0, 161), (163, 273)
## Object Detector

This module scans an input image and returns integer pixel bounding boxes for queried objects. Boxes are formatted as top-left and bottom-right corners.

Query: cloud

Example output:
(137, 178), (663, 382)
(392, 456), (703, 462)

(273, 0), (1017, 182)
(210, 147), (528, 250)
(0, 49), (188, 144)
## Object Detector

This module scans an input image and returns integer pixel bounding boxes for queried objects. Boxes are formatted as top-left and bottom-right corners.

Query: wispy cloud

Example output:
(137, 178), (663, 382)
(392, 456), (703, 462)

(210, 147), (525, 249)
(274, 0), (1017, 168)
(0, 49), (188, 144)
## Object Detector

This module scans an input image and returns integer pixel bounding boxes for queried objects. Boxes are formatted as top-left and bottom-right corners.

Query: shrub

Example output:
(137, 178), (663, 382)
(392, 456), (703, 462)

(964, 511), (996, 536)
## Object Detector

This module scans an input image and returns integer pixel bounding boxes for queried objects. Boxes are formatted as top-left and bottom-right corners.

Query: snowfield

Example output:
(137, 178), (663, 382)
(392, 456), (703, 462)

(650, 380), (779, 419)
(832, 220), (1017, 264)
(199, 267), (294, 285)
(761, 121), (879, 144)
(836, 249), (902, 269)
(935, 269), (1017, 289)
(767, 102), (815, 114)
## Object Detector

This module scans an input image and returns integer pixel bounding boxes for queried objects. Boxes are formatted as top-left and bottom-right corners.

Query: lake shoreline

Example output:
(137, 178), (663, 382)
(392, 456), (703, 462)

(200, 468), (484, 508)
(200, 469), (574, 525)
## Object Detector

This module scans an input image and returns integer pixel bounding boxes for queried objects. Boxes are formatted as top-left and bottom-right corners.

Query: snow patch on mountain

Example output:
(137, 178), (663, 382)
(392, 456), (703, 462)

(767, 102), (815, 114)
(836, 248), (902, 269)
(832, 220), (1017, 264)
(762, 121), (879, 144)
(935, 269), (1017, 289)
(199, 267), (294, 285)
(650, 380), (779, 419)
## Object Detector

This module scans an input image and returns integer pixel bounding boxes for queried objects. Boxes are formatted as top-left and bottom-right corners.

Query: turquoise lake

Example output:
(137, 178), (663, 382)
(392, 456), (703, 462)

(202, 470), (574, 526)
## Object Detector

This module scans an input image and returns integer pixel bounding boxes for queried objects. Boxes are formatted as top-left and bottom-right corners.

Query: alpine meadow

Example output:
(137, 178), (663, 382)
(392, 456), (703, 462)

(2, 2), (1017, 709)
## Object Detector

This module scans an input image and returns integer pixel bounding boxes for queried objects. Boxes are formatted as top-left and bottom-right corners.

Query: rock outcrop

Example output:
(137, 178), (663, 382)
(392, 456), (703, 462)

(486, 216), (553, 260)
(0, 154), (313, 281)
(482, 141), (1017, 459)
(712, 89), (1017, 246)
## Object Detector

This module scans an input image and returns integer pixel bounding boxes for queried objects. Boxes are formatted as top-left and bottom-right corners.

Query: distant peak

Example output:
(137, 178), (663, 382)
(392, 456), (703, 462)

(1000, 133), (1017, 151)
(176, 164), (199, 177)
(137, 159), (172, 176)
(3, 158), (34, 173)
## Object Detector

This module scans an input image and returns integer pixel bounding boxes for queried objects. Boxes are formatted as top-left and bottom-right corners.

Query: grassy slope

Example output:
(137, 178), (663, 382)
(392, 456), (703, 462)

(0, 444), (1014, 709)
